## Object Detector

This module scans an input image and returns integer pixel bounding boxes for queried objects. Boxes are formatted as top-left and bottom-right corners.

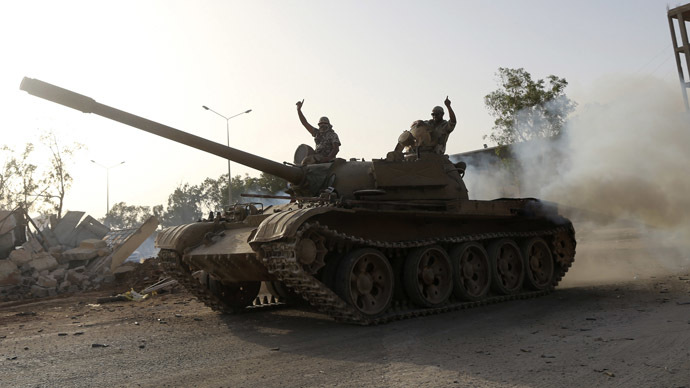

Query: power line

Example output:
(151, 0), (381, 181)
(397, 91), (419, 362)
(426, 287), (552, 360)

(633, 43), (672, 75)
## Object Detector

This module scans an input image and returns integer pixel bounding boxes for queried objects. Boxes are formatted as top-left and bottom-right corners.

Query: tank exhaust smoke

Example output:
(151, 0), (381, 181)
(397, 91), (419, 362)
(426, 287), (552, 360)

(464, 76), (690, 283)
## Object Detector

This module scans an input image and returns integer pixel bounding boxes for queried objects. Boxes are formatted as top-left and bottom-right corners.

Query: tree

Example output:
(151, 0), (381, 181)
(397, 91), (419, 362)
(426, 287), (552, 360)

(160, 183), (203, 227)
(198, 176), (223, 215)
(38, 131), (83, 219)
(97, 172), (290, 229)
(0, 143), (39, 212)
(0, 145), (15, 207)
(255, 173), (288, 194)
(484, 68), (576, 147)
(104, 202), (155, 229)
(219, 173), (288, 210)
(1, 132), (83, 219)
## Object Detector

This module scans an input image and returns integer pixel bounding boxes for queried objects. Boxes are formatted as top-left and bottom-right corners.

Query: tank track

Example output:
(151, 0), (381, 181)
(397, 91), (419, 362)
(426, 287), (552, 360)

(260, 222), (576, 325)
(158, 249), (284, 314)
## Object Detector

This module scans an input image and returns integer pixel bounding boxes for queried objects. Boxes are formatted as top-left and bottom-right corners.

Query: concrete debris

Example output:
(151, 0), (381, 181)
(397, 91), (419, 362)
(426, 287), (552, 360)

(108, 216), (159, 272)
(80, 238), (107, 249)
(113, 264), (137, 275)
(9, 249), (32, 266)
(30, 284), (54, 298)
(0, 260), (21, 286)
(0, 210), (19, 258)
(61, 246), (100, 262)
(0, 209), (160, 302)
(27, 252), (59, 272)
(37, 275), (58, 288)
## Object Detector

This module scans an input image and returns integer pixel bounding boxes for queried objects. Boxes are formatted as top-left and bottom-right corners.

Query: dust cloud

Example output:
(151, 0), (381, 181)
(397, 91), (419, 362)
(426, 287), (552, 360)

(465, 76), (690, 284)
(537, 77), (690, 230)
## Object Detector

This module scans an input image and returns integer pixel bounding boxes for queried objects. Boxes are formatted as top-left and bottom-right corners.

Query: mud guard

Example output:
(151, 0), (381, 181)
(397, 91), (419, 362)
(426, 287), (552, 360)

(250, 207), (352, 245)
(156, 222), (221, 253)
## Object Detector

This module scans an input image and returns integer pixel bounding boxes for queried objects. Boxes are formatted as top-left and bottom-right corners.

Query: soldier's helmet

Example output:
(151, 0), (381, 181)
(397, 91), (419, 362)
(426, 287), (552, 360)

(318, 116), (332, 130)
(431, 106), (444, 117)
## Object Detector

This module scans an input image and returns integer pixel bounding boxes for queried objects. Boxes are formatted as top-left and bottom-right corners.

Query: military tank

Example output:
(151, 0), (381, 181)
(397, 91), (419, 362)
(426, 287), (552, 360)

(20, 77), (576, 325)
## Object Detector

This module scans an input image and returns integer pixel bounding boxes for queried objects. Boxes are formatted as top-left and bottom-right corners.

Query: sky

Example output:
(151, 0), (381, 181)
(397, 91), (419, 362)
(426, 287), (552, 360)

(1, 0), (687, 219)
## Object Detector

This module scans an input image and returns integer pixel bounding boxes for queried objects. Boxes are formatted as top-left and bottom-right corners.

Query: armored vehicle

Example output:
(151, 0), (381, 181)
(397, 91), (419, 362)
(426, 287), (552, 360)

(20, 77), (576, 324)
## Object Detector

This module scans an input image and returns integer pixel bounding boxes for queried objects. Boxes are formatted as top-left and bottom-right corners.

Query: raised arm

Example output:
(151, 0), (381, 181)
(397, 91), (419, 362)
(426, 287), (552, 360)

(296, 99), (317, 136)
(445, 96), (456, 126)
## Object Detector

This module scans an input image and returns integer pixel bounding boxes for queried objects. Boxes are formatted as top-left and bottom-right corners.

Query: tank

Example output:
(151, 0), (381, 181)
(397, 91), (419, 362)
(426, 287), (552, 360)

(20, 77), (576, 324)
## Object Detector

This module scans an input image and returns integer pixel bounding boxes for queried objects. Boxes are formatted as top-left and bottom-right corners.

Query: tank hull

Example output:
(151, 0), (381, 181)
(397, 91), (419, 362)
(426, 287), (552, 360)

(156, 199), (576, 324)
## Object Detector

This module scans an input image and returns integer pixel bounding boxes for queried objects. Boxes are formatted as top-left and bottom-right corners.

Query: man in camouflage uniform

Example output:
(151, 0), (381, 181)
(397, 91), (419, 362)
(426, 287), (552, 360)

(424, 96), (457, 155)
(296, 99), (341, 164)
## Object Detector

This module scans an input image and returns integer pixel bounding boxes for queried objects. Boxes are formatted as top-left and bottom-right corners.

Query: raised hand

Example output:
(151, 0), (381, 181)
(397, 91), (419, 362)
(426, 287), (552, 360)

(296, 99), (304, 110)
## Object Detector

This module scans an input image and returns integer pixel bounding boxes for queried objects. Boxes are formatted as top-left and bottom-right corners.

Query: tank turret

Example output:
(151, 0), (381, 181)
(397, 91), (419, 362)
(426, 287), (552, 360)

(20, 77), (468, 203)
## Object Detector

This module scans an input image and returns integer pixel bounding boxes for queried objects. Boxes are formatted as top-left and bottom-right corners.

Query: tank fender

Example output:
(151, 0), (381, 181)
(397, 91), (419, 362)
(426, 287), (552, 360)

(186, 227), (256, 256)
(155, 222), (220, 253)
(250, 207), (354, 244)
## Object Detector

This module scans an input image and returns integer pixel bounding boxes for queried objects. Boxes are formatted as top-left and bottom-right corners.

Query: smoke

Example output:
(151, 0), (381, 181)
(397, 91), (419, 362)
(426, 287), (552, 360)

(464, 76), (690, 283)
(535, 77), (690, 229)
(128, 233), (160, 263)
(460, 152), (516, 199)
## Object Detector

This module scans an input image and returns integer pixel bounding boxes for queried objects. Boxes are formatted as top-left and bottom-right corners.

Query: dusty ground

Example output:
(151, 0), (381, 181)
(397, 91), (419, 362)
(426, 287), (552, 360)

(1, 222), (689, 388)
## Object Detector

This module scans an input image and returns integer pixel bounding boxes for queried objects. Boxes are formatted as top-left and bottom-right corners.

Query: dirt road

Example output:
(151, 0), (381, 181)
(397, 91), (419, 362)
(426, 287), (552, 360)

(1, 224), (689, 388)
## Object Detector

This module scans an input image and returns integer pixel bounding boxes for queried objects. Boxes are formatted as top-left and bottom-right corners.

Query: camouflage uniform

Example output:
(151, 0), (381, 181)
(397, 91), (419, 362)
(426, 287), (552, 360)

(314, 129), (341, 160)
(424, 119), (456, 155)
(295, 101), (341, 164)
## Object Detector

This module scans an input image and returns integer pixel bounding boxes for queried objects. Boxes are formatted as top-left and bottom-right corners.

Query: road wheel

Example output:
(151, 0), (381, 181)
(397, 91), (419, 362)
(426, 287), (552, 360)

(450, 242), (491, 301)
(488, 239), (524, 295)
(335, 248), (394, 317)
(521, 238), (554, 290)
(403, 245), (453, 307)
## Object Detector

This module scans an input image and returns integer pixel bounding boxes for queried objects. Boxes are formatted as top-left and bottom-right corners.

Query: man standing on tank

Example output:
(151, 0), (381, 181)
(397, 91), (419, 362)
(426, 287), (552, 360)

(425, 96), (457, 155)
(296, 99), (341, 164)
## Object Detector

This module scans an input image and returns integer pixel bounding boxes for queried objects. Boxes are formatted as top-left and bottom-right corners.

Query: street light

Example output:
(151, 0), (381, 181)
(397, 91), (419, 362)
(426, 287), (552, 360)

(91, 160), (125, 220)
(202, 105), (252, 207)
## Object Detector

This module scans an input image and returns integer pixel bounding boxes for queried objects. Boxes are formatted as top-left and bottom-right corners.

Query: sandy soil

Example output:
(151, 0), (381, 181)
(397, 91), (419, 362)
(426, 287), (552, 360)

(1, 223), (689, 388)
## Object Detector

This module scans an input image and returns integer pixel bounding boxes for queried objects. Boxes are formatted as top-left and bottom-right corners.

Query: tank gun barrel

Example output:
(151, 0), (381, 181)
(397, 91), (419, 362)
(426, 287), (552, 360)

(19, 77), (305, 184)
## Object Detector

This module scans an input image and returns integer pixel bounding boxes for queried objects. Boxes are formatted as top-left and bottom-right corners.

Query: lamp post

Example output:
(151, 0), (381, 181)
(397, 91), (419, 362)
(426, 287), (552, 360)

(202, 105), (252, 207)
(91, 160), (125, 220)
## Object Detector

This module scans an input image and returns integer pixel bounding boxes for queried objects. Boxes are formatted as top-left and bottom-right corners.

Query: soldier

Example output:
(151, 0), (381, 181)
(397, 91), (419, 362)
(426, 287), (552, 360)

(425, 96), (457, 155)
(296, 99), (341, 165)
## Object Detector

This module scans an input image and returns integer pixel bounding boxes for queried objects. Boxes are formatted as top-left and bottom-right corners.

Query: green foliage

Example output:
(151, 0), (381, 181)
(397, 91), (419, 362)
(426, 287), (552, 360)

(103, 202), (155, 229)
(0, 143), (39, 212)
(0, 145), (15, 207)
(0, 131), (83, 219)
(161, 183), (203, 226)
(228, 172), (288, 204)
(256, 173), (288, 194)
(2, 133), (287, 228)
(39, 131), (83, 219)
(484, 68), (576, 146)
(198, 176), (223, 214)
(103, 173), (288, 229)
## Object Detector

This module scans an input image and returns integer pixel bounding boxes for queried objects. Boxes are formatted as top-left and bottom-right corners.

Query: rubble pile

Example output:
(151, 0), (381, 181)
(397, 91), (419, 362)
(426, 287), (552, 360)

(0, 238), (115, 299)
(111, 257), (167, 291)
(0, 210), (159, 302)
